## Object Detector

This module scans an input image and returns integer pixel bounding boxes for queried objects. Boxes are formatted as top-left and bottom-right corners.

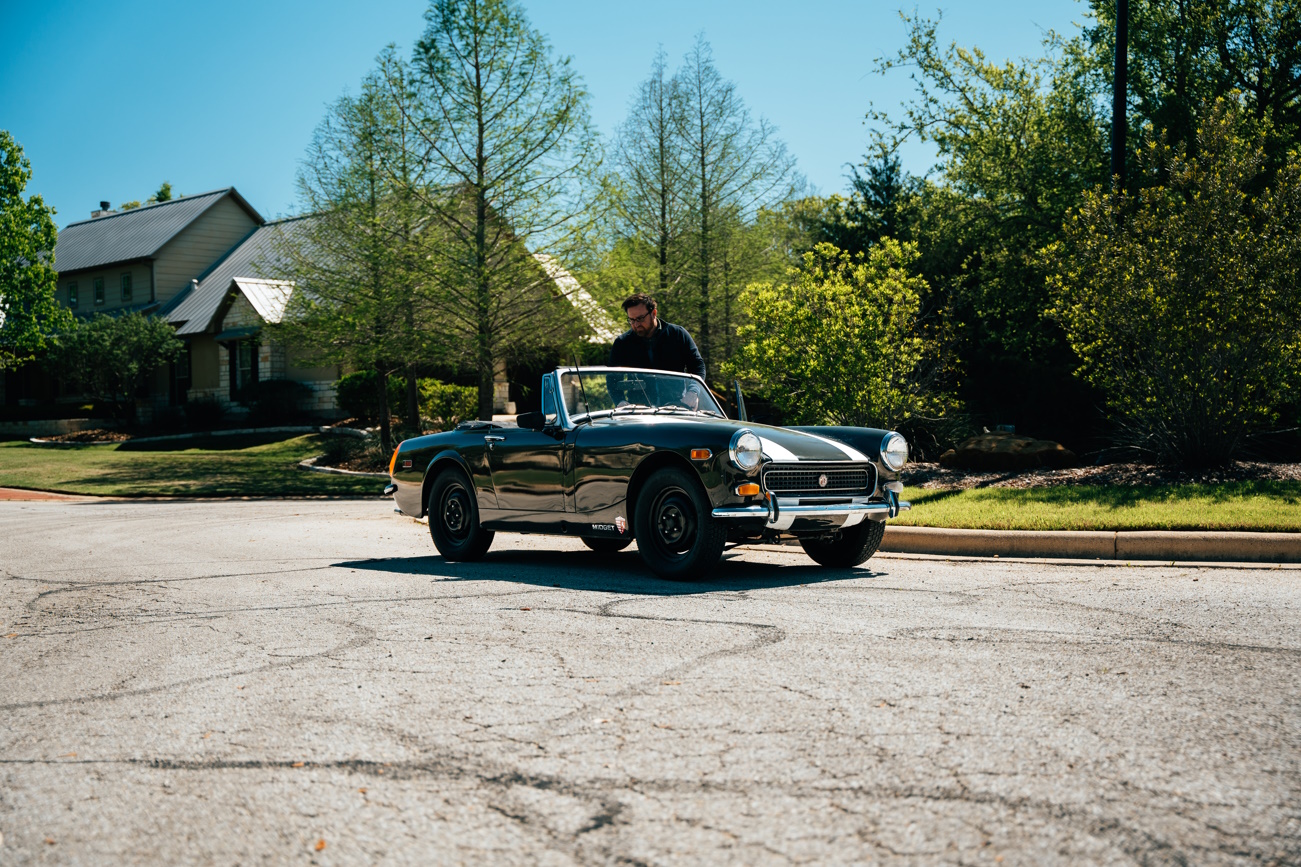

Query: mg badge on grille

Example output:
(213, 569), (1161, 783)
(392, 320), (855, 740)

(818, 473), (828, 488)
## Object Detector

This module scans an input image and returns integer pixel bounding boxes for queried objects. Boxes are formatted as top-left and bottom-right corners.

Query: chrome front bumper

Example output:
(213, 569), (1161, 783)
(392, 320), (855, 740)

(712, 490), (910, 530)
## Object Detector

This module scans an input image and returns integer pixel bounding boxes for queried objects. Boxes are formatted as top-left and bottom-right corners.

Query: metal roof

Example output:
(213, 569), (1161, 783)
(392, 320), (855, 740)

(166, 217), (312, 335)
(53, 188), (264, 274)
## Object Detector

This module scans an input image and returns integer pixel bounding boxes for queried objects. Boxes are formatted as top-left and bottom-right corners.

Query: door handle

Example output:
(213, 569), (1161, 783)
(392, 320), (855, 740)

(484, 435), (505, 450)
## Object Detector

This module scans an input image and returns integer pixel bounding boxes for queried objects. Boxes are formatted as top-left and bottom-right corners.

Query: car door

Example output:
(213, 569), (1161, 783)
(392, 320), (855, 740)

(485, 376), (566, 513)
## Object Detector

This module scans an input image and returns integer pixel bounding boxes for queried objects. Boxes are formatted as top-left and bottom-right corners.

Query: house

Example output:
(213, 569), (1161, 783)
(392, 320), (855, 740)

(3, 186), (617, 422)
(2, 190), (340, 419)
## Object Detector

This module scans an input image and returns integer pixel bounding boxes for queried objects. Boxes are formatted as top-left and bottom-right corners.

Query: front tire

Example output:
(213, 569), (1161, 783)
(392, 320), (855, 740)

(800, 520), (885, 568)
(581, 537), (632, 553)
(427, 469), (494, 561)
(634, 466), (727, 581)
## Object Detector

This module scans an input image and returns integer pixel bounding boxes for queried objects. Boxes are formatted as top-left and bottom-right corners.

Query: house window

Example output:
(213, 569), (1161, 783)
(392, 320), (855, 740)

(228, 338), (259, 398)
(67, 282), (78, 308)
(120, 273), (133, 302)
(94, 277), (104, 305)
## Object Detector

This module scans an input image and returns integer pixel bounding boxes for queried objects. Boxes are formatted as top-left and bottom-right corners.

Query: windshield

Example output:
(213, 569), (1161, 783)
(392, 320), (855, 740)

(559, 369), (725, 421)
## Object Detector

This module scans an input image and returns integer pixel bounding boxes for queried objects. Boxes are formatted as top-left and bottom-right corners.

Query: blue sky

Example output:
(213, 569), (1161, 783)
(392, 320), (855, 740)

(1, 0), (1092, 229)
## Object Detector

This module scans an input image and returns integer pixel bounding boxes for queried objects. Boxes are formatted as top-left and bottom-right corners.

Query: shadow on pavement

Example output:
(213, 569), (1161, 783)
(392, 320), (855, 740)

(336, 546), (885, 596)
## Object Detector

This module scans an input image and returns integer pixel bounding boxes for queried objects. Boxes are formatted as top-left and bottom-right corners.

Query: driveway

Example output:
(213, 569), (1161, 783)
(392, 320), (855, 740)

(1, 499), (1297, 865)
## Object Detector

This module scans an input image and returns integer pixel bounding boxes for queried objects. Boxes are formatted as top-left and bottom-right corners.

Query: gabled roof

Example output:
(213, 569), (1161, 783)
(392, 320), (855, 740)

(53, 188), (264, 274)
(534, 253), (620, 343)
(165, 217), (311, 335)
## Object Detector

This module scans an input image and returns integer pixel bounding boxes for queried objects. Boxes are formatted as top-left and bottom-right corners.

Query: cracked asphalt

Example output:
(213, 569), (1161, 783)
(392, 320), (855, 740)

(1, 498), (1298, 866)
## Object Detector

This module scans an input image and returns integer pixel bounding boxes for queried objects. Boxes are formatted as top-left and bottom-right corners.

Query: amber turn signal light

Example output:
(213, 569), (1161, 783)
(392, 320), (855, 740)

(388, 448), (399, 476)
(734, 483), (761, 497)
(690, 448), (712, 460)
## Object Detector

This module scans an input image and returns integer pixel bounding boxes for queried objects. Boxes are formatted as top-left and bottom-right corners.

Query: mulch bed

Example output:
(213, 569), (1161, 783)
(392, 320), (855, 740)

(38, 428), (133, 443)
(903, 460), (1301, 490)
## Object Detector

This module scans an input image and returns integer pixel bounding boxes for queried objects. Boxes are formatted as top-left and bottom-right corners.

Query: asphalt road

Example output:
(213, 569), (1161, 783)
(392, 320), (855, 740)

(1, 498), (1298, 866)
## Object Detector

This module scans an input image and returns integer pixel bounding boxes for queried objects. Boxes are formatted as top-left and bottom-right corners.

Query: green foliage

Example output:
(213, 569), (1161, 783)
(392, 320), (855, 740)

(44, 313), (183, 425)
(1048, 98), (1301, 466)
(246, 379), (312, 425)
(334, 370), (400, 422)
(0, 131), (70, 370)
(726, 241), (944, 430)
(418, 378), (476, 430)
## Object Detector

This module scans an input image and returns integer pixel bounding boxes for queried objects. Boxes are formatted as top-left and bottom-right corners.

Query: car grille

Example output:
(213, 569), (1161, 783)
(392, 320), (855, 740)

(763, 462), (876, 497)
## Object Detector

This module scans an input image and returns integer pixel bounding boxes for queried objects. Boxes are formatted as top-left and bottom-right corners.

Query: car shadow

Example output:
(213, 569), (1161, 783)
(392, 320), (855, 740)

(334, 546), (886, 596)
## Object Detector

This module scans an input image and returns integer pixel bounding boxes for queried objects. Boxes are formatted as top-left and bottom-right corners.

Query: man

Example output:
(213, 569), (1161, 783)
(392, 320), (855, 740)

(608, 292), (706, 378)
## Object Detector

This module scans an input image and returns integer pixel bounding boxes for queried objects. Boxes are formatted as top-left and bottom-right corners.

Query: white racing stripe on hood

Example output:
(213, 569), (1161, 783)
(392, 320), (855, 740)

(758, 436), (799, 461)
(798, 431), (870, 462)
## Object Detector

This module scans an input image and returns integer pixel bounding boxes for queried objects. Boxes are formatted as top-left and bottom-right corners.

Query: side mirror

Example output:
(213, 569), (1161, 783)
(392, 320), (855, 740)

(515, 411), (546, 431)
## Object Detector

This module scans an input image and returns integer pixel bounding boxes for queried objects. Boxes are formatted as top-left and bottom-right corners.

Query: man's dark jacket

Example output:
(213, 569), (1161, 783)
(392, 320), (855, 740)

(608, 321), (706, 378)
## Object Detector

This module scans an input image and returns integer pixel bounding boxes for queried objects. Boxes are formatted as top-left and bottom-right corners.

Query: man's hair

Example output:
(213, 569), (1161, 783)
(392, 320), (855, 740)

(621, 292), (656, 313)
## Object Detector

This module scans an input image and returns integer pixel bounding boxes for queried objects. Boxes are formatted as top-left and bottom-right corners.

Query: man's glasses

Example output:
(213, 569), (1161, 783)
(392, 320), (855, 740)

(627, 310), (653, 326)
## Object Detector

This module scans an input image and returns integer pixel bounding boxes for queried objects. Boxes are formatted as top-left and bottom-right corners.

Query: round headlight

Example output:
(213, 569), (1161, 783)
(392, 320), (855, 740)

(881, 432), (909, 471)
(729, 429), (763, 474)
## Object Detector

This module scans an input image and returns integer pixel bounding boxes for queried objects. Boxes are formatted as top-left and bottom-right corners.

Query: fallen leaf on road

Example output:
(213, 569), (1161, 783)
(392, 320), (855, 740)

(593, 718), (610, 725)
(520, 607), (531, 611)
(202, 732), (212, 739)
(291, 762), (305, 768)
(61, 752), (76, 758)
(45, 837), (56, 845)
(654, 723), (673, 729)
(5, 633), (16, 638)
(315, 839), (327, 851)
(662, 681), (681, 686)
(358, 787), (367, 794)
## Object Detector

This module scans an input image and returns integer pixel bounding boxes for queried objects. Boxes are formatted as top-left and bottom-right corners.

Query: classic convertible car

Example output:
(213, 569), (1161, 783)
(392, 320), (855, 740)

(384, 366), (910, 580)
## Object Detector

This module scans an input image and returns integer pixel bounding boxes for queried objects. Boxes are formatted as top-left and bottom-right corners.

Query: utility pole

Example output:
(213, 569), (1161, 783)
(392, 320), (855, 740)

(1111, 0), (1129, 186)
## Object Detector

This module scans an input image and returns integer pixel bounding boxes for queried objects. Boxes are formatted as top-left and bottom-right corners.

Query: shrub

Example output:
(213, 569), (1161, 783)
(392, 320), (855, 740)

(247, 379), (312, 425)
(419, 379), (477, 431)
(726, 240), (951, 430)
(183, 396), (226, 431)
(334, 370), (403, 422)
(1048, 99), (1301, 466)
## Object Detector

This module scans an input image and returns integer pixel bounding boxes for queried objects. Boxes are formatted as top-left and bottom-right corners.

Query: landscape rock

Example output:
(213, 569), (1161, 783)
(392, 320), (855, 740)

(938, 431), (1077, 471)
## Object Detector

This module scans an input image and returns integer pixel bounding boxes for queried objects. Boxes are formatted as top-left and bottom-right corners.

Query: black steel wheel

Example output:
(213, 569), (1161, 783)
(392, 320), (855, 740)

(634, 466), (727, 580)
(427, 469), (494, 561)
(581, 537), (633, 553)
(799, 519), (885, 568)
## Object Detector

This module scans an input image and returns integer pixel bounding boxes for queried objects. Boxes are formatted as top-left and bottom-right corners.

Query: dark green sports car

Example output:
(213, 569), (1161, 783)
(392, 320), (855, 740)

(385, 367), (910, 580)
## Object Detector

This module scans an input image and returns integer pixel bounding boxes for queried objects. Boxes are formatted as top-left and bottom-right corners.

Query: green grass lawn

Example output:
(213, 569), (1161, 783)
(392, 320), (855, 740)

(896, 481), (1301, 532)
(0, 435), (383, 498)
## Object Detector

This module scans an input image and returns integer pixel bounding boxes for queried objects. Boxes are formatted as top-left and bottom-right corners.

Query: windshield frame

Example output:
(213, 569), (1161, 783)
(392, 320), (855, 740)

(551, 366), (726, 428)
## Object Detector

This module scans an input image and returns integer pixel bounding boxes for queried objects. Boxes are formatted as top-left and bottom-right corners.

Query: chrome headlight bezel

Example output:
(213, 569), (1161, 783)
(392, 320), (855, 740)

(729, 429), (763, 475)
(880, 432), (909, 472)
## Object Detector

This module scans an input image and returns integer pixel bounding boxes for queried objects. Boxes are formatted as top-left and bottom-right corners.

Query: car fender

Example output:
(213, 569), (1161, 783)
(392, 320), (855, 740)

(420, 449), (479, 518)
(625, 450), (704, 529)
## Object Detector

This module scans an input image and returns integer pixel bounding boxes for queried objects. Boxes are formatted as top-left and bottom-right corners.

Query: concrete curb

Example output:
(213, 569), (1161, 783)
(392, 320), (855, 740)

(881, 525), (1301, 563)
(297, 456), (389, 478)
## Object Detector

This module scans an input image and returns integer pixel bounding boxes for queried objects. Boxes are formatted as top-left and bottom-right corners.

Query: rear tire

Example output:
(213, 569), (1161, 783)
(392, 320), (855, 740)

(800, 520), (886, 568)
(634, 466), (727, 581)
(427, 469), (494, 561)
(581, 537), (632, 553)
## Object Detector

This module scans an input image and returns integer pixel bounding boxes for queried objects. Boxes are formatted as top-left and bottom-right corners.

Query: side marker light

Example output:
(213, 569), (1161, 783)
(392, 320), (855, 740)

(690, 448), (712, 460)
(734, 483), (761, 496)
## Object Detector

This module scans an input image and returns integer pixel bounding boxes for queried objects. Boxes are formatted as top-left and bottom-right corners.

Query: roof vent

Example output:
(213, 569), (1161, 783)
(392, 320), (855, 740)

(92, 200), (113, 218)
(100, 200), (110, 210)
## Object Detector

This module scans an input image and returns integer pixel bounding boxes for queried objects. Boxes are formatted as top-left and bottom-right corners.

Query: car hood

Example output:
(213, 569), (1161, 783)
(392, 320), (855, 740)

(594, 414), (874, 462)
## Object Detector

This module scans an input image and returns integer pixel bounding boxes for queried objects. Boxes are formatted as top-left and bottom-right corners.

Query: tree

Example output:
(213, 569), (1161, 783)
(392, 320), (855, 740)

(726, 241), (940, 430)
(1084, 0), (1301, 175)
(0, 131), (70, 370)
(611, 49), (692, 301)
(45, 313), (183, 425)
(119, 181), (182, 211)
(868, 13), (1109, 440)
(675, 36), (799, 370)
(391, 0), (602, 419)
(1048, 98), (1301, 466)
(272, 58), (435, 452)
